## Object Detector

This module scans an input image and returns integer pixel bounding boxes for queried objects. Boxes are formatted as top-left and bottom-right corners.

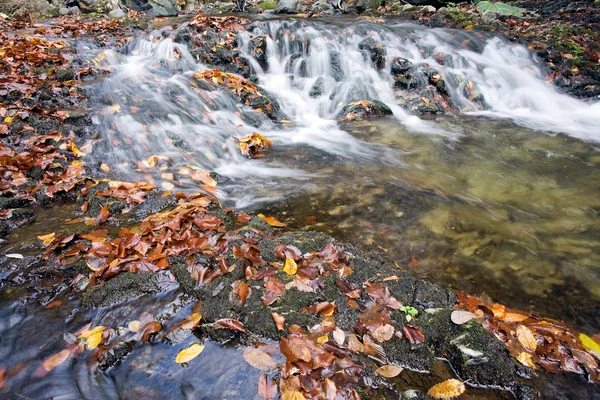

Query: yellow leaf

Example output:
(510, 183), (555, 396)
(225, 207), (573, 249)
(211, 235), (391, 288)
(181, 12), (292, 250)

(161, 181), (174, 191)
(516, 352), (536, 369)
(4, 116), (12, 125)
(242, 347), (277, 371)
(427, 379), (466, 399)
(317, 335), (328, 345)
(580, 333), (600, 359)
(37, 232), (56, 246)
(109, 104), (121, 112)
(180, 313), (202, 330)
(516, 325), (537, 351)
(281, 391), (306, 400)
(79, 326), (106, 350)
(283, 257), (297, 276)
(71, 141), (86, 157)
(375, 364), (403, 378)
(176, 343), (205, 363)
(100, 163), (110, 173)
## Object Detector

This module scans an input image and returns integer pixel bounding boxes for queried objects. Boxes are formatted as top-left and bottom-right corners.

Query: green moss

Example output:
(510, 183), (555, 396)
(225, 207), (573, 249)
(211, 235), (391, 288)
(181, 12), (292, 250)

(258, 0), (277, 10)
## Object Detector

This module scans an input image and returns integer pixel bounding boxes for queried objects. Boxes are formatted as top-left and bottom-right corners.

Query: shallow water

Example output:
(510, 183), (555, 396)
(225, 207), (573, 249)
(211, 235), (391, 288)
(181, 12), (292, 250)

(1, 14), (600, 399)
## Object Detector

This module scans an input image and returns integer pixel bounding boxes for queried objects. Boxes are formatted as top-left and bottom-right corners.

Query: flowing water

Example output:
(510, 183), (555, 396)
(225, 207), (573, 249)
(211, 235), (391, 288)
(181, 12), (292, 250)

(2, 15), (600, 399)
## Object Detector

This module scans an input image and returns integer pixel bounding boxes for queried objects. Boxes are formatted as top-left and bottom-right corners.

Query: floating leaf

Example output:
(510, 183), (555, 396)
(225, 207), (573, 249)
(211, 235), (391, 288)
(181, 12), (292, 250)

(243, 347), (277, 371)
(451, 310), (476, 325)
(42, 349), (71, 372)
(176, 343), (205, 363)
(375, 364), (403, 378)
(427, 379), (466, 399)
(37, 232), (56, 246)
(283, 257), (297, 276)
(128, 320), (140, 332)
(79, 326), (106, 350)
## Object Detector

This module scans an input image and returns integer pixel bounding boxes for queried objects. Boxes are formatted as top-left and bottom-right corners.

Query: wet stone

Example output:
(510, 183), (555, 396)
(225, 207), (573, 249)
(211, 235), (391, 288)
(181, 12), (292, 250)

(309, 77), (325, 97)
(339, 99), (393, 120)
(358, 37), (386, 70)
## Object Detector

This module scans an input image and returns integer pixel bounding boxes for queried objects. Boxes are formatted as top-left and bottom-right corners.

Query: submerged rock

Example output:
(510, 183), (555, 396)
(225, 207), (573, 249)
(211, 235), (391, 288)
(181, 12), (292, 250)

(358, 37), (386, 70)
(309, 76), (325, 97)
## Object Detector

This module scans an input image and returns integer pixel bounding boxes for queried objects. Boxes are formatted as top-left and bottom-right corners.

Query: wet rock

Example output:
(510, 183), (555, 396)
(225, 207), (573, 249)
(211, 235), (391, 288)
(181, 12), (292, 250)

(358, 37), (386, 70)
(274, 0), (298, 14)
(391, 57), (426, 90)
(98, 341), (134, 371)
(59, 7), (70, 15)
(309, 77), (325, 97)
(82, 272), (163, 308)
(286, 54), (308, 77)
(248, 36), (269, 72)
(395, 87), (449, 114)
(55, 68), (75, 82)
(69, 6), (81, 14)
(0, 209), (35, 238)
(147, 0), (178, 17)
(339, 99), (393, 120)
(355, 0), (380, 13)
(463, 81), (490, 110)
(329, 51), (344, 81)
(420, 5), (436, 13)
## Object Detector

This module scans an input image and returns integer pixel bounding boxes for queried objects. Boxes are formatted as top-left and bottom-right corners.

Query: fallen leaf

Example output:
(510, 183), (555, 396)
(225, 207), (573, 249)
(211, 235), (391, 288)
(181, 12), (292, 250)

(333, 327), (345, 345)
(427, 379), (466, 399)
(42, 349), (71, 372)
(4, 253), (24, 259)
(243, 347), (277, 370)
(283, 257), (297, 276)
(372, 324), (395, 342)
(579, 333), (600, 359)
(375, 364), (403, 378)
(176, 343), (205, 363)
(257, 213), (286, 227)
(451, 310), (476, 325)
(403, 324), (424, 344)
(516, 325), (537, 351)
(71, 141), (86, 157)
(214, 318), (245, 332)
(271, 312), (285, 331)
(79, 326), (106, 350)
(38, 232), (56, 246)
(179, 313), (202, 330)
(516, 352), (536, 369)
(128, 320), (141, 332)
(258, 374), (278, 400)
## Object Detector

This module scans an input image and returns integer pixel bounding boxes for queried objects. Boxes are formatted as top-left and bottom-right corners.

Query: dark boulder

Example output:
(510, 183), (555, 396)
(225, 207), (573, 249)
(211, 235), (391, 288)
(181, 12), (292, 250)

(338, 99), (393, 120)
(358, 37), (386, 70)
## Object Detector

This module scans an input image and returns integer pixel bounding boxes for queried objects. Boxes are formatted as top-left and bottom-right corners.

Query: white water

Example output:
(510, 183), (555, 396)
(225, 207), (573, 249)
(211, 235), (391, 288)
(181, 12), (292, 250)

(89, 18), (600, 206)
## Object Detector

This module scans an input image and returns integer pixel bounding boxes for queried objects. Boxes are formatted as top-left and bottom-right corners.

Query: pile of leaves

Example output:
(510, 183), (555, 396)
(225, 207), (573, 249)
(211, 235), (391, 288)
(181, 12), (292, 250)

(233, 132), (272, 158)
(188, 14), (249, 39)
(194, 69), (262, 98)
(456, 292), (600, 382)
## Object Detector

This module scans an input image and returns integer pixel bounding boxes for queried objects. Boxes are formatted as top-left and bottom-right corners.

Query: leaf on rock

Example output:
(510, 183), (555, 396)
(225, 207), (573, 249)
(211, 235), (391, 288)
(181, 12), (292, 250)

(427, 379), (466, 399)
(283, 257), (297, 276)
(243, 347), (277, 371)
(258, 374), (278, 400)
(257, 213), (286, 227)
(214, 318), (245, 332)
(333, 327), (345, 346)
(176, 343), (205, 363)
(38, 232), (56, 246)
(516, 325), (537, 351)
(271, 312), (285, 331)
(372, 324), (395, 342)
(78, 326), (106, 350)
(580, 333), (600, 359)
(516, 352), (536, 369)
(403, 324), (425, 344)
(450, 310), (476, 325)
(375, 364), (403, 378)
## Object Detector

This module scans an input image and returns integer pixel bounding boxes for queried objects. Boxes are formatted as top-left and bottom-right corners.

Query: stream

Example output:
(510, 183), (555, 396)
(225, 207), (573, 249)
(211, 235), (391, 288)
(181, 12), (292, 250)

(1, 14), (600, 399)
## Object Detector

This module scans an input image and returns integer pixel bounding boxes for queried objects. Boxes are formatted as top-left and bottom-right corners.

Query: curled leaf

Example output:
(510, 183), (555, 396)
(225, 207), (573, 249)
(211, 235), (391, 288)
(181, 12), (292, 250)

(271, 312), (285, 331)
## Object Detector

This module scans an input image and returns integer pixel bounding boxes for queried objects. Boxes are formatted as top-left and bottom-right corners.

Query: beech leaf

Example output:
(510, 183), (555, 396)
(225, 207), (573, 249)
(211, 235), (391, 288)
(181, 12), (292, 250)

(375, 364), (403, 378)
(176, 343), (205, 363)
(427, 379), (466, 399)
(243, 347), (277, 371)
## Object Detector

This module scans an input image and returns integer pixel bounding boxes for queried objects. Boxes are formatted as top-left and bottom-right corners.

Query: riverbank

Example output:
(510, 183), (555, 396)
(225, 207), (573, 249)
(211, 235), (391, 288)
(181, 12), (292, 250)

(1, 10), (600, 400)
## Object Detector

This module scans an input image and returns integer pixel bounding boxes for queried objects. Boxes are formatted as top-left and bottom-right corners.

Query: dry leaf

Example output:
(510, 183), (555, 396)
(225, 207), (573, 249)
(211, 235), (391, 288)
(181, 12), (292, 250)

(516, 352), (536, 369)
(176, 343), (205, 363)
(427, 379), (466, 399)
(372, 324), (394, 342)
(180, 313), (202, 330)
(258, 374), (278, 400)
(375, 364), (403, 378)
(271, 312), (285, 331)
(243, 347), (277, 371)
(283, 257), (297, 276)
(347, 334), (365, 353)
(450, 310), (476, 325)
(333, 327), (345, 346)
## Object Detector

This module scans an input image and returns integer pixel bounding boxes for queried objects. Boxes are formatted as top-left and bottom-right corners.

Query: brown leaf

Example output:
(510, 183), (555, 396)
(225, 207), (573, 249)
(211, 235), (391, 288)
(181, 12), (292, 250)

(42, 349), (71, 372)
(403, 324), (425, 344)
(372, 324), (395, 342)
(93, 203), (110, 226)
(243, 347), (277, 371)
(214, 318), (246, 332)
(363, 334), (388, 363)
(346, 334), (365, 353)
(257, 213), (286, 227)
(375, 364), (403, 378)
(427, 379), (466, 399)
(516, 325), (537, 351)
(261, 276), (285, 306)
(271, 312), (285, 331)
(258, 374), (278, 400)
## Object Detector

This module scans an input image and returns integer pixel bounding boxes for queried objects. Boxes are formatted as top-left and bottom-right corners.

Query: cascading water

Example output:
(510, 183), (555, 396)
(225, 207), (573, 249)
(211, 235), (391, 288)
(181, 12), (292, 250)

(88, 18), (600, 208)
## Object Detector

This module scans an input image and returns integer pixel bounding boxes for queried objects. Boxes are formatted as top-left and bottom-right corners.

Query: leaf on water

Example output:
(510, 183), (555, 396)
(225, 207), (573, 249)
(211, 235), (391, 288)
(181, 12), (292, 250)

(37, 232), (56, 246)
(516, 325), (537, 351)
(243, 347), (277, 371)
(283, 257), (297, 276)
(70, 141), (86, 157)
(161, 181), (175, 191)
(176, 343), (205, 364)
(427, 379), (466, 399)
(42, 349), (71, 372)
(375, 364), (403, 378)
(128, 320), (141, 332)
(450, 310), (476, 325)
(179, 313), (202, 330)
(257, 213), (286, 227)
(333, 327), (345, 346)
(516, 352), (536, 369)
(79, 326), (106, 350)
(271, 312), (285, 331)
(4, 253), (23, 259)
(258, 374), (278, 400)
(214, 318), (245, 332)
(579, 333), (600, 359)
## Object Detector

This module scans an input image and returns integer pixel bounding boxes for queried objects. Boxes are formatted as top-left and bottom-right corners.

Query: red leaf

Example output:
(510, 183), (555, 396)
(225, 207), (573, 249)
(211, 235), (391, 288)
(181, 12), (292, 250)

(214, 318), (246, 332)
(403, 324), (425, 344)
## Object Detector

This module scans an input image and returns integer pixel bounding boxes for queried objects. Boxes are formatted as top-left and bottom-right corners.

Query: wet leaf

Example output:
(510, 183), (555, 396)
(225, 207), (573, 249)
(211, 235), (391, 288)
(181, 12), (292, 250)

(257, 213), (286, 227)
(516, 325), (537, 351)
(179, 313), (202, 330)
(283, 257), (297, 276)
(214, 318), (245, 332)
(403, 324), (425, 344)
(372, 324), (395, 342)
(427, 379), (466, 399)
(71, 141), (86, 157)
(333, 327), (345, 345)
(4, 253), (23, 259)
(375, 364), (403, 378)
(100, 163), (110, 173)
(451, 310), (476, 325)
(79, 326), (106, 350)
(42, 349), (71, 372)
(128, 320), (140, 332)
(176, 343), (205, 363)
(258, 374), (278, 400)
(37, 232), (56, 246)
(243, 347), (277, 371)
(516, 352), (536, 369)
(580, 333), (600, 359)
(271, 312), (285, 331)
